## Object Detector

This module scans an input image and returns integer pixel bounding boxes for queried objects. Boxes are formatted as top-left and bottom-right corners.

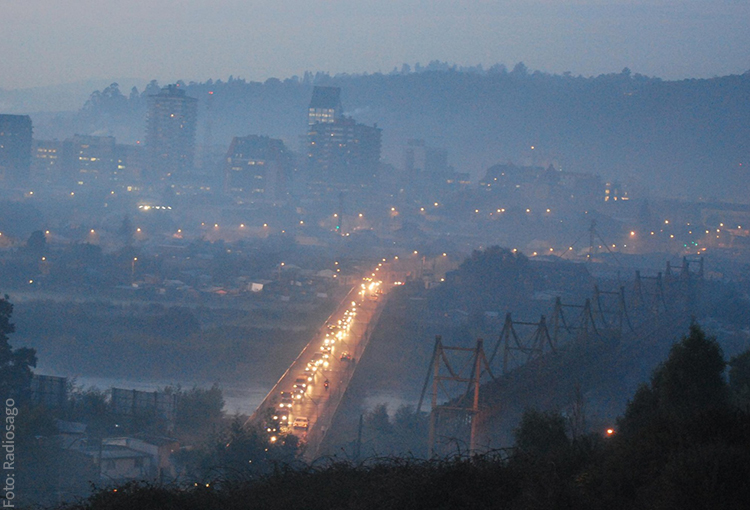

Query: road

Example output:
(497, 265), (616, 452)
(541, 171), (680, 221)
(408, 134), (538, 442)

(247, 277), (389, 460)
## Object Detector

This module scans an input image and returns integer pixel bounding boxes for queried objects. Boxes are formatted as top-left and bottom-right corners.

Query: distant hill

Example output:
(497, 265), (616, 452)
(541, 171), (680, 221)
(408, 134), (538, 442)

(24, 65), (750, 202)
(0, 78), (147, 113)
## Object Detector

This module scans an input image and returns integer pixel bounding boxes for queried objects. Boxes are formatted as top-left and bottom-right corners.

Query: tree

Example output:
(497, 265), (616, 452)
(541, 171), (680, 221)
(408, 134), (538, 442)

(392, 405), (429, 454)
(619, 324), (727, 436)
(118, 214), (133, 245)
(170, 384), (225, 438)
(27, 230), (46, 253)
(437, 246), (537, 314)
(511, 62), (528, 76)
(651, 323), (727, 421)
(66, 385), (115, 438)
(0, 296), (37, 403)
(143, 79), (161, 97)
(190, 417), (300, 480)
(513, 409), (569, 457)
(364, 403), (393, 436)
(597, 325), (743, 508)
(728, 349), (750, 408)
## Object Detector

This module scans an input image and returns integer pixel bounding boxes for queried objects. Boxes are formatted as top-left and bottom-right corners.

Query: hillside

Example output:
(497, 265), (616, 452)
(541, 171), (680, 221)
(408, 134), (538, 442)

(28, 66), (750, 202)
(56, 325), (750, 509)
(318, 248), (750, 457)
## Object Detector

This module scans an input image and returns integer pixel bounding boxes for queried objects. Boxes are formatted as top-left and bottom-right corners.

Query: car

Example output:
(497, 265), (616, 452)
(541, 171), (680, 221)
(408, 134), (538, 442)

(302, 369), (315, 381)
(340, 351), (352, 362)
(292, 416), (309, 429)
(279, 392), (294, 408)
(272, 409), (290, 424)
(293, 377), (307, 390)
(311, 352), (329, 367)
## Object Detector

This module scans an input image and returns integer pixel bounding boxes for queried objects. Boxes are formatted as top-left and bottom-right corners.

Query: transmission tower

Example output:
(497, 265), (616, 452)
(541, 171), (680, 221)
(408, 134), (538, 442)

(417, 337), (495, 456)
(488, 313), (555, 375)
(593, 285), (635, 337)
(551, 297), (599, 346)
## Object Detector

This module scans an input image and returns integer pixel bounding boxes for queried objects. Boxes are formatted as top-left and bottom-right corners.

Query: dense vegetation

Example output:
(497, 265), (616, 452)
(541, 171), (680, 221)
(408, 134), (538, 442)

(49, 324), (750, 510)
(0, 291), (330, 506)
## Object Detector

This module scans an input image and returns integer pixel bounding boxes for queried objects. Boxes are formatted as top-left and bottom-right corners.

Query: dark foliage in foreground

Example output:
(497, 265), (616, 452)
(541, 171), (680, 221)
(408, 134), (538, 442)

(57, 325), (750, 510)
(59, 455), (528, 510)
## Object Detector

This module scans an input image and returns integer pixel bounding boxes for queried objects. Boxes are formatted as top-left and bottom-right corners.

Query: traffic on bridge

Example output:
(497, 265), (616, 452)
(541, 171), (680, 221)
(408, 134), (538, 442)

(248, 276), (389, 458)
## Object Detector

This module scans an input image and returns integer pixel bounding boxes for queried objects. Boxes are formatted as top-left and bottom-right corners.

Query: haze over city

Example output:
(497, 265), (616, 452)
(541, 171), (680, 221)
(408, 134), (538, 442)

(1, 2), (750, 508)
(2, 0), (749, 91)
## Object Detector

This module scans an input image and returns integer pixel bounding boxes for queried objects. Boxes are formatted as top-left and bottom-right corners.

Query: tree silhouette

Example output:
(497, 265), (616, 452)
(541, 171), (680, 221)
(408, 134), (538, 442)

(729, 349), (750, 408)
(27, 230), (46, 253)
(652, 323), (727, 421)
(597, 325), (748, 508)
(513, 409), (569, 457)
(0, 296), (37, 403)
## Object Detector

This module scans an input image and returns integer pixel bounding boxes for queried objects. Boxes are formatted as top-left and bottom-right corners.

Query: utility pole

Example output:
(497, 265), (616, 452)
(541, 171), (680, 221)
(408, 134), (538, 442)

(469, 339), (483, 453)
(428, 336), (441, 457)
(354, 413), (363, 461)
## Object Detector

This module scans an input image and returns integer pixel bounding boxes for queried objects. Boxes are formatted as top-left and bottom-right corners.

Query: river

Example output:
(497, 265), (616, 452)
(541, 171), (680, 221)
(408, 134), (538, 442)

(68, 375), (270, 416)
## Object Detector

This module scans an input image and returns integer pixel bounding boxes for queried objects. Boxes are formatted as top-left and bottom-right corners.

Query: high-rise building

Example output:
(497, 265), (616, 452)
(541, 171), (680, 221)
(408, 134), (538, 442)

(305, 88), (381, 190)
(0, 114), (32, 184)
(145, 85), (198, 181)
(115, 143), (146, 184)
(404, 139), (449, 177)
(307, 118), (381, 183)
(308, 86), (343, 126)
(403, 139), (467, 196)
(64, 134), (117, 186)
(224, 135), (292, 201)
(31, 139), (64, 184)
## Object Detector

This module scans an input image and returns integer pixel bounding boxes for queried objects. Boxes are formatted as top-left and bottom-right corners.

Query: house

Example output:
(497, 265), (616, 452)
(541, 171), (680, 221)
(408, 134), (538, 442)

(104, 435), (180, 481)
(54, 419), (87, 449)
(80, 445), (154, 481)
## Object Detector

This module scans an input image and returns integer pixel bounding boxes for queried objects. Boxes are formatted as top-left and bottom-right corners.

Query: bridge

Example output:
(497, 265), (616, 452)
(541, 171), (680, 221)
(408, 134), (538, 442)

(418, 257), (706, 455)
(246, 276), (389, 460)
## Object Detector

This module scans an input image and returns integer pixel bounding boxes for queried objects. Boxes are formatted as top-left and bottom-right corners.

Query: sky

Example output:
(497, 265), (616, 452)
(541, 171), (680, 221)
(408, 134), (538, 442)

(1, 0), (749, 90)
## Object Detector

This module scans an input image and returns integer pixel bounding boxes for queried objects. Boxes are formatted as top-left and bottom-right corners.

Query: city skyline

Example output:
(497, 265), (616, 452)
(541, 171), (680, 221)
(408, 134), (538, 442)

(1, 1), (749, 91)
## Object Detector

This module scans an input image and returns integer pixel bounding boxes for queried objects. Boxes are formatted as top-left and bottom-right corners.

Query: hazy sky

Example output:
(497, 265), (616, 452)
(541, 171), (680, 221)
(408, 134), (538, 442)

(2, 0), (749, 90)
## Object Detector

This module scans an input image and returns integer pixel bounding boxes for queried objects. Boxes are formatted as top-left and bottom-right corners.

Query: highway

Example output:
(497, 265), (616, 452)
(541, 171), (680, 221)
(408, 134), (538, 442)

(247, 277), (389, 460)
